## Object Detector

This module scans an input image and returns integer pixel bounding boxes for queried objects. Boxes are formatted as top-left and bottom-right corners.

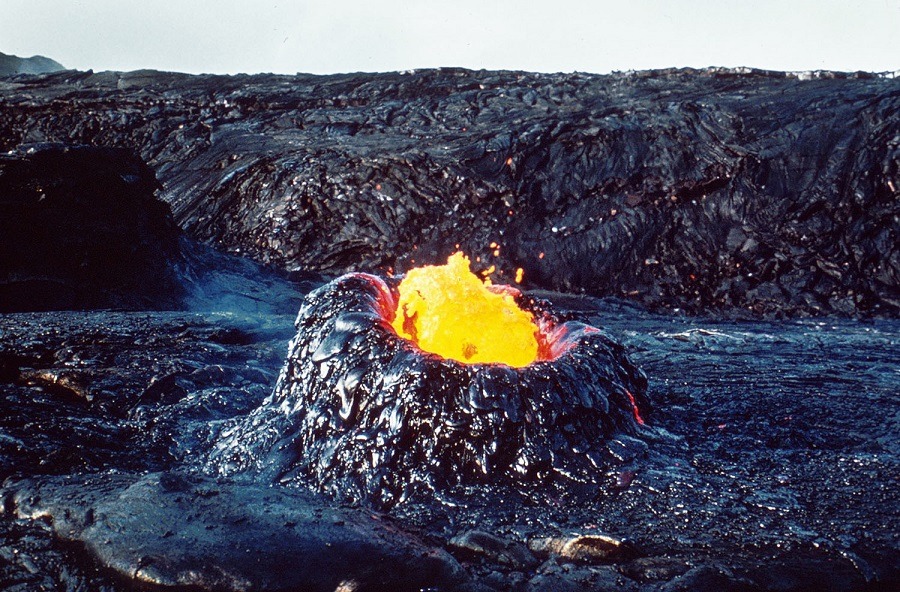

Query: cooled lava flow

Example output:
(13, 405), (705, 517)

(210, 255), (649, 508)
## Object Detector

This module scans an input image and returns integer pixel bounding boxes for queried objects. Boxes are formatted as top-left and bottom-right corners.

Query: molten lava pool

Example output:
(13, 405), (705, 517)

(210, 259), (650, 508)
(391, 252), (538, 367)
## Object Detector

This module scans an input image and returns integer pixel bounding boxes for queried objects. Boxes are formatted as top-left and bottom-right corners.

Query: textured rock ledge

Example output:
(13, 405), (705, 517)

(1, 67), (897, 317)
(0, 145), (310, 314)
(0, 472), (467, 591)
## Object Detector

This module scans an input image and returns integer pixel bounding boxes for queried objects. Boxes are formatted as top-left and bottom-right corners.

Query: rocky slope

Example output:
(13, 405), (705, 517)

(0, 67), (898, 591)
(1, 67), (897, 317)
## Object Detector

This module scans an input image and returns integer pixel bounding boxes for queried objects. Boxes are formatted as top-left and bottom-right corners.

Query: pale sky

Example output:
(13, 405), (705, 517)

(2, 0), (898, 75)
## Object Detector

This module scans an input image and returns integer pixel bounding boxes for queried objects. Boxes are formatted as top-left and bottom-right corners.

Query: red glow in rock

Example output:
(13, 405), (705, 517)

(626, 389), (645, 425)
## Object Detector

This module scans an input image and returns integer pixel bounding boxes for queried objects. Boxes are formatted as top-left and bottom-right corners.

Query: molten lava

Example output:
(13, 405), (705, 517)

(212, 271), (650, 508)
(392, 252), (539, 367)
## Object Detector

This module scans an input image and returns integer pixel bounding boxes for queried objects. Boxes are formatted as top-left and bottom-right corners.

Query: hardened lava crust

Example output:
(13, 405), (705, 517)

(210, 272), (649, 508)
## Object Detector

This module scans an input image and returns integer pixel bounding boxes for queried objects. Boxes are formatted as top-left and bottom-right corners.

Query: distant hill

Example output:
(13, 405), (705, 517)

(0, 51), (65, 76)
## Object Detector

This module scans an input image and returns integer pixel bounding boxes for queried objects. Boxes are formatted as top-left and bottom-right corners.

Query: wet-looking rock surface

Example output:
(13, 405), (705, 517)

(1, 67), (898, 316)
(1, 303), (897, 591)
(0, 66), (898, 591)
(209, 273), (649, 508)
(3, 471), (465, 591)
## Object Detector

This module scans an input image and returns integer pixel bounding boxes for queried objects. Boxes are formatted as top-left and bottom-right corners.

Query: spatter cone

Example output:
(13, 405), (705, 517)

(210, 273), (650, 508)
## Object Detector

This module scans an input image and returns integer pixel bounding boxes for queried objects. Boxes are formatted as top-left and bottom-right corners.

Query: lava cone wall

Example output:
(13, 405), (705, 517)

(210, 273), (649, 507)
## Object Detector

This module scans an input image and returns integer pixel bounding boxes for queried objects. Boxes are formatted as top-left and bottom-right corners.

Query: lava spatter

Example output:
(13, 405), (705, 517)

(209, 271), (650, 508)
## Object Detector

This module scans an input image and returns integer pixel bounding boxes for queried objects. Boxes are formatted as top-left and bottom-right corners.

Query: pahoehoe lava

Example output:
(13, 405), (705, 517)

(1, 67), (897, 316)
(210, 272), (649, 507)
(1, 65), (899, 592)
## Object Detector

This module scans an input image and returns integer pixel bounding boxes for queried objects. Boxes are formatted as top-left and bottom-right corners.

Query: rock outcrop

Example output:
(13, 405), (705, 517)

(1, 472), (466, 592)
(210, 273), (649, 508)
(0, 145), (185, 311)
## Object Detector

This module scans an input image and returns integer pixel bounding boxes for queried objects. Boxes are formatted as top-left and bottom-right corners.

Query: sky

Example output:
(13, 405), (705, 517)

(2, 0), (898, 75)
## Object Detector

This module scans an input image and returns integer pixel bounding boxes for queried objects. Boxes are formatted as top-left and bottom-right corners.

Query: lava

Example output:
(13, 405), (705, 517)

(210, 268), (650, 508)
(391, 252), (538, 367)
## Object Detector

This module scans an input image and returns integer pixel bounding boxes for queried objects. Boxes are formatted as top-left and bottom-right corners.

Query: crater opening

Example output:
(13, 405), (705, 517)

(391, 252), (539, 367)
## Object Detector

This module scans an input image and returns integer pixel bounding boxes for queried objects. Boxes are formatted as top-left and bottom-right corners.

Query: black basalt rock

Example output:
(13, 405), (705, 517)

(210, 273), (649, 508)
(2, 67), (896, 317)
(0, 145), (186, 311)
(0, 472), (467, 592)
(1, 296), (897, 591)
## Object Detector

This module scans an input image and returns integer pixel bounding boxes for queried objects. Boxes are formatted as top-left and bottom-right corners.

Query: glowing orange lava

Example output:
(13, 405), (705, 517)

(392, 252), (539, 367)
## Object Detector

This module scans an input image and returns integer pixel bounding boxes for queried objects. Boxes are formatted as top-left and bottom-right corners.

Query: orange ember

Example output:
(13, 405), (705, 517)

(392, 252), (539, 367)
